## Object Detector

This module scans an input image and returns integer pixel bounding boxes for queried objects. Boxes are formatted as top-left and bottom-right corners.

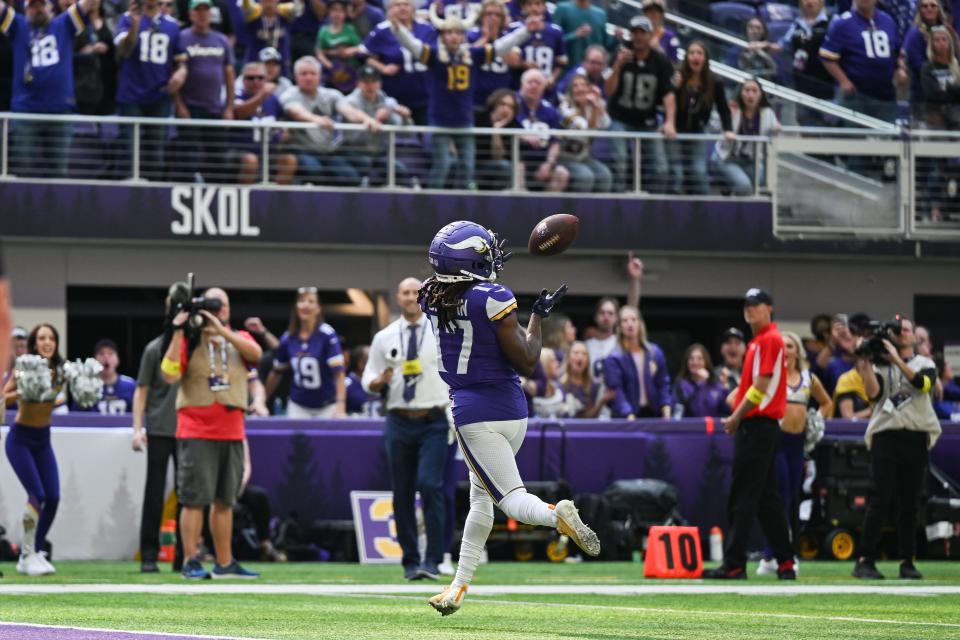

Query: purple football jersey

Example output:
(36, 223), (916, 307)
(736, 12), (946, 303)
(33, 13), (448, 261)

(274, 323), (345, 408)
(419, 42), (492, 126)
(1, 3), (88, 113)
(512, 21), (566, 77)
(467, 27), (512, 107)
(359, 20), (434, 110)
(424, 282), (528, 426)
(115, 13), (185, 105)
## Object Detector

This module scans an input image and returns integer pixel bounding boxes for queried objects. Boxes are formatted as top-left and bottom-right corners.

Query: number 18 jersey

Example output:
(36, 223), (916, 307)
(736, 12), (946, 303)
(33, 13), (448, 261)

(274, 323), (345, 409)
(424, 283), (528, 427)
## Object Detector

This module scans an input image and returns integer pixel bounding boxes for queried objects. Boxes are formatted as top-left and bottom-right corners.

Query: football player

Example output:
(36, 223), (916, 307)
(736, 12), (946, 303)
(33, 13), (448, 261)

(419, 221), (600, 616)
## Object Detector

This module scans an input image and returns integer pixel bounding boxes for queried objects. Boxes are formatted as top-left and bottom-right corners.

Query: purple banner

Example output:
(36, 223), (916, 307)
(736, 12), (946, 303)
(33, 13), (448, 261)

(1, 181), (773, 252)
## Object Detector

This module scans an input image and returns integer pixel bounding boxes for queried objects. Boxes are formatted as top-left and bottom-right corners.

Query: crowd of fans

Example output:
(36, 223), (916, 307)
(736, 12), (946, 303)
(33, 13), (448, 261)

(8, 255), (958, 424)
(2, 0), (957, 192)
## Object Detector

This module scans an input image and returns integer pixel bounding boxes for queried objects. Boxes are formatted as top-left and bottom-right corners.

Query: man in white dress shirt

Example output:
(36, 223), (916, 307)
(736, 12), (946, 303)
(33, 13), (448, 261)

(362, 277), (451, 581)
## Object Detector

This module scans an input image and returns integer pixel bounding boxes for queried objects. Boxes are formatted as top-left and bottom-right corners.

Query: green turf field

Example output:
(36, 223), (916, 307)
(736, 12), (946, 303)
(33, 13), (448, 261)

(1, 561), (960, 639)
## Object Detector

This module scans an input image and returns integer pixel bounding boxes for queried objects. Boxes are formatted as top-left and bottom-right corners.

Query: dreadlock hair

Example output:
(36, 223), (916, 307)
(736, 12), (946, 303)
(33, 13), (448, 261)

(419, 277), (474, 332)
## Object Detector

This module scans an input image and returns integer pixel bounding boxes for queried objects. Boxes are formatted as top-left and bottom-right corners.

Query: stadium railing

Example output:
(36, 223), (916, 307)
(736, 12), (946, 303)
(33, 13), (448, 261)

(1, 112), (958, 240)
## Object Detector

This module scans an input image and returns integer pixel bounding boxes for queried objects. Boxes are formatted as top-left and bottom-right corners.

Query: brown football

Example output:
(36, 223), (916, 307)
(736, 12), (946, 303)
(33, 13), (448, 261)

(528, 214), (580, 256)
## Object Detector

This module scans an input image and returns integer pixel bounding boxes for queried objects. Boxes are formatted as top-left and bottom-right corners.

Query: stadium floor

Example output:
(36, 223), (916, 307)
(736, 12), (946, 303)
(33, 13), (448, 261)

(1, 561), (959, 639)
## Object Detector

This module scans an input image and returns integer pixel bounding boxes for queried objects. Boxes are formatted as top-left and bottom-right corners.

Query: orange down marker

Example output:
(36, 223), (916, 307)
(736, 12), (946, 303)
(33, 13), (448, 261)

(643, 526), (704, 579)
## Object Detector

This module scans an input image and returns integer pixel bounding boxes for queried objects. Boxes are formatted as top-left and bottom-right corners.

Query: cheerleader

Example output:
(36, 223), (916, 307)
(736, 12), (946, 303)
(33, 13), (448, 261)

(2, 324), (66, 576)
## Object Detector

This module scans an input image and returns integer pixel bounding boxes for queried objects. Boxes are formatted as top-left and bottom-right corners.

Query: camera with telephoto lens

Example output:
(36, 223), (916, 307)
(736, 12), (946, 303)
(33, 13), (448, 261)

(854, 316), (903, 365)
(167, 273), (223, 339)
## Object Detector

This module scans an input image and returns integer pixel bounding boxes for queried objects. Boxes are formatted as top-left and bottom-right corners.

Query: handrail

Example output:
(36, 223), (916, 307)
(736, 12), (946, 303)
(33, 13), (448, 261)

(608, 0), (899, 131)
(0, 111), (770, 141)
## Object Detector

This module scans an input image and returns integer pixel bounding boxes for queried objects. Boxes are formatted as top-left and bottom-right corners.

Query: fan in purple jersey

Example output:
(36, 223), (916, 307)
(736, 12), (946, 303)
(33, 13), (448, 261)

(819, 0), (905, 122)
(515, 67), (569, 191)
(115, 0), (188, 179)
(466, 0), (520, 110)
(240, 0), (300, 73)
(390, 3), (531, 189)
(418, 220), (600, 616)
(1, 0), (95, 177)
(71, 339), (137, 414)
(266, 287), (348, 419)
(359, 0), (431, 124)
(233, 61), (299, 184)
(510, 0), (567, 99)
(556, 44), (609, 99)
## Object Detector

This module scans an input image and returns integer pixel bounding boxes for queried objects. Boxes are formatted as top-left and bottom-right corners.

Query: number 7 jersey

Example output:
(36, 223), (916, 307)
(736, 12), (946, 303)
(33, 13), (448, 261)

(424, 283), (529, 427)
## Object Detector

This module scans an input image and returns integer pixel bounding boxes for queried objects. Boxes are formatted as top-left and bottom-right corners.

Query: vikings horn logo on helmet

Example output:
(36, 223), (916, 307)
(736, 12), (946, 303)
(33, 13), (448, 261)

(442, 236), (489, 254)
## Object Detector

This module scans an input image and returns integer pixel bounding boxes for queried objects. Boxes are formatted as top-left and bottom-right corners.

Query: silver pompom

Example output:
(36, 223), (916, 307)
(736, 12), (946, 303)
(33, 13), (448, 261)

(14, 354), (56, 403)
(64, 358), (104, 409)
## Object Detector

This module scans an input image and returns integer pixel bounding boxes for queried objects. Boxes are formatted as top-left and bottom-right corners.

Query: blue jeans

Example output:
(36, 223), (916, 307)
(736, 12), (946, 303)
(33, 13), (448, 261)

(667, 138), (710, 195)
(562, 157), (613, 193)
(296, 152), (361, 186)
(344, 151), (409, 186)
(715, 155), (764, 196)
(609, 119), (668, 193)
(477, 158), (512, 190)
(118, 97), (172, 180)
(429, 130), (475, 189)
(384, 411), (449, 568)
(11, 116), (72, 178)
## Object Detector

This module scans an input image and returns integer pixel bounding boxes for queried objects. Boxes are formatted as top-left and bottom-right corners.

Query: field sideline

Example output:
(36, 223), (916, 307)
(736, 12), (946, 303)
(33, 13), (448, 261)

(0, 561), (959, 639)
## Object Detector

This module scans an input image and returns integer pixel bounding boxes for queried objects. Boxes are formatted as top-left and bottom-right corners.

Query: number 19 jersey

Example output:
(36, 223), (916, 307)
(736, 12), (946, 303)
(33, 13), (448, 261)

(425, 283), (528, 427)
(274, 323), (345, 409)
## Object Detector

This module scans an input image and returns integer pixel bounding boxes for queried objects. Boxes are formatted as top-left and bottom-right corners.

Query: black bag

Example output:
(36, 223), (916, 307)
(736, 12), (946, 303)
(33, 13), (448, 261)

(603, 479), (685, 527)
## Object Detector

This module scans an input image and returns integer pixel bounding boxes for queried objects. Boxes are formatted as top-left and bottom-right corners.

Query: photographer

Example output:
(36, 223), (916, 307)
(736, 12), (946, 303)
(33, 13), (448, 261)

(852, 316), (941, 581)
(161, 287), (263, 580)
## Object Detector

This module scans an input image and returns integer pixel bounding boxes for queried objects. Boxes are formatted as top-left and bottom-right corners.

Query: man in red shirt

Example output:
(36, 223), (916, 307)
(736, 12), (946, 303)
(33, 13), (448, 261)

(704, 288), (795, 580)
(161, 287), (263, 580)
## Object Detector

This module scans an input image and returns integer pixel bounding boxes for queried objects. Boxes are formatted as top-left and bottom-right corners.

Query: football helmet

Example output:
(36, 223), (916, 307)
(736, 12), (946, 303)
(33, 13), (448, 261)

(428, 221), (509, 283)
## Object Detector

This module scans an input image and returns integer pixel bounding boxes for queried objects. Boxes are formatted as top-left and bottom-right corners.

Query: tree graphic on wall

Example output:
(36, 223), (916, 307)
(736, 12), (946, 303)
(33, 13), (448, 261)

(94, 468), (139, 559)
(276, 432), (324, 526)
(644, 436), (676, 487)
(58, 467), (87, 545)
(696, 436), (729, 547)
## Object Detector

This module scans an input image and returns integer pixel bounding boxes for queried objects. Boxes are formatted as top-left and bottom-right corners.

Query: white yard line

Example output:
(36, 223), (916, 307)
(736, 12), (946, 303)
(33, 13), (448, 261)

(0, 620), (269, 640)
(352, 592), (960, 629)
(2, 583), (960, 596)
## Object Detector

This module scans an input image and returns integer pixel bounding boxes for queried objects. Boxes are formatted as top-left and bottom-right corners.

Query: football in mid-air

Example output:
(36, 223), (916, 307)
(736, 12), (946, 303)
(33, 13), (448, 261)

(528, 214), (580, 256)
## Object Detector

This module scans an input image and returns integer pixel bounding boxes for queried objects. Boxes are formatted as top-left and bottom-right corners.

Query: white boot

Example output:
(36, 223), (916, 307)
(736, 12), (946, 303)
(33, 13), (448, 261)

(756, 558), (778, 576)
(438, 552), (455, 576)
(17, 552), (51, 577)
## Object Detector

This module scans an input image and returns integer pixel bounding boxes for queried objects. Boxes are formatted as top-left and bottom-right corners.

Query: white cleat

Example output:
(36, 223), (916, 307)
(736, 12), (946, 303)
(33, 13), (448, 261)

(756, 558), (778, 576)
(438, 553), (455, 576)
(756, 557), (799, 576)
(37, 552), (56, 575)
(554, 500), (600, 557)
(16, 552), (54, 577)
(429, 583), (468, 616)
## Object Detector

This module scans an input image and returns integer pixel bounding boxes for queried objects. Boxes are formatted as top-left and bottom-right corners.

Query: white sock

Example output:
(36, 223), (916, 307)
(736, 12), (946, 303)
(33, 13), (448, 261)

(452, 507), (493, 589)
(499, 489), (558, 528)
(21, 504), (38, 556)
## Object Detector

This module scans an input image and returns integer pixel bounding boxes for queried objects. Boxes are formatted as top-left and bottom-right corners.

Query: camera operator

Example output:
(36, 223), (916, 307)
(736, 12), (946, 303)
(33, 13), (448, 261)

(160, 287), (264, 580)
(852, 315), (941, 581)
